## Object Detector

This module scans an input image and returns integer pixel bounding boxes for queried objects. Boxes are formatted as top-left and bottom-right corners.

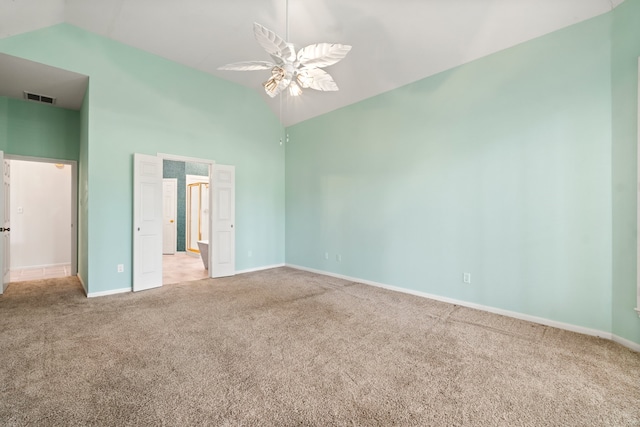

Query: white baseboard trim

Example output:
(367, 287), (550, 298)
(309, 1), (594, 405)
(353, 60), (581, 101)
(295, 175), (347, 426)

(84, 264), (285, 296)
(87, 287), (131, 298)
(613, 335), (640, 352)
(11, 262), (71, 270)
(285, 264), (622, 344)
(235, 263), (285, 275)
(77, 273), (87, 295)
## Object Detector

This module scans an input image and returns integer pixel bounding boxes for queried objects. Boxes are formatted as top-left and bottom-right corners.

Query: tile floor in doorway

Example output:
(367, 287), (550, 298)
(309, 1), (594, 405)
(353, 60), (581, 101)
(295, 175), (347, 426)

(10, 264), (72, 282)
(163, 251), (208, 285)
(10, 254), (207, 285)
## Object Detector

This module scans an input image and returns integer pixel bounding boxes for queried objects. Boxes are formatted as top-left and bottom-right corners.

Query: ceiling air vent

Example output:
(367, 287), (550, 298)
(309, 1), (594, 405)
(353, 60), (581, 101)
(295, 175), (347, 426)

(23, 91), (56, 105)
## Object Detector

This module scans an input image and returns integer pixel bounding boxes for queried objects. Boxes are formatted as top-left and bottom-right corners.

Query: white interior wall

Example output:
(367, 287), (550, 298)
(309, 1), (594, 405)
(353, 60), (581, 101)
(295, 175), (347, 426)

(10, 160), (71, 269)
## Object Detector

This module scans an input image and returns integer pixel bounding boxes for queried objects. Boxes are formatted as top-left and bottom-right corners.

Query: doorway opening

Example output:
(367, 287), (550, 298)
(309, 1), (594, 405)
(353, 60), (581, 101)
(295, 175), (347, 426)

(133, 152), (235, 292)
(6, 156), (77, 284)
(162, 158), (210, 285)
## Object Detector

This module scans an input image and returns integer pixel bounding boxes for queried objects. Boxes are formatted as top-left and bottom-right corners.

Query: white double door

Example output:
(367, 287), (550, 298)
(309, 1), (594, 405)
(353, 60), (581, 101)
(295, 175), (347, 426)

(133, 154), (235, 292)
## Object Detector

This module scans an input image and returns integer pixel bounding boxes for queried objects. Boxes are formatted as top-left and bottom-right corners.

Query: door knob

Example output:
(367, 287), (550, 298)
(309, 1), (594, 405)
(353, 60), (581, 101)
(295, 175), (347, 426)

(170, 220), (174, 223)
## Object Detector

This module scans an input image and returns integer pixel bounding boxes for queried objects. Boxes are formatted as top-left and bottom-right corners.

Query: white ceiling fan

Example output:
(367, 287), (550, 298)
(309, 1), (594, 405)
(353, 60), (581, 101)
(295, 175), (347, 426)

(218, 22), (352, 98)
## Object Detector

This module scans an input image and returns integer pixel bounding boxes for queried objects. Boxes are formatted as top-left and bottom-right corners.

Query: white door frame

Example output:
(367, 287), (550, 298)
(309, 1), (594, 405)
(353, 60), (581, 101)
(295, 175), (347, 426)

(5, 154), (78, 277)
(158, 153), (215, 277)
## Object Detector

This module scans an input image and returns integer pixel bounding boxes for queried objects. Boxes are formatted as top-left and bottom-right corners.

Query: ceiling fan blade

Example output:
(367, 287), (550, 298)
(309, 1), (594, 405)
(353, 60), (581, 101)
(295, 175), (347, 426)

(297, 43), (352, 68)
(299, 68), (339, 92)
(218, 61), (275, 71)
(253, 22), (296, 62)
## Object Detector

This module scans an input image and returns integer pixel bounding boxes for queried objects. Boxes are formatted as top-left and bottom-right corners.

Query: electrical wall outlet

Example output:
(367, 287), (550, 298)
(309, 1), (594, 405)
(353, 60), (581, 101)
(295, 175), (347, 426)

(324, 252), (329, 260)
(248, 250), (252, 257)
(117, 264), (124, 273)
(336, 254), (342, 262)
(463, 273), (471, 284)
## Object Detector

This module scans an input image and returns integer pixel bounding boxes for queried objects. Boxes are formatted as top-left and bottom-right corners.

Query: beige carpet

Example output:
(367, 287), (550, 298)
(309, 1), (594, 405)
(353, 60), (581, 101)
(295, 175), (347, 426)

(1, 267), (638, 426)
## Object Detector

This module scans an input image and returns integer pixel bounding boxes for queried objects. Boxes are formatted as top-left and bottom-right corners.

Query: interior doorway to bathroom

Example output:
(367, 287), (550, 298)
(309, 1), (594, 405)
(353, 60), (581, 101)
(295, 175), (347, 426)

(161, 158), (210, 285)
(133, 152), (235, 291)
(7, 156), (77, 283)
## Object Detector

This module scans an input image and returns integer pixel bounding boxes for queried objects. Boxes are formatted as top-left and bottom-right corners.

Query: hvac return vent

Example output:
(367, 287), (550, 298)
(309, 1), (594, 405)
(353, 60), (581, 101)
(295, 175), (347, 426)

(23, 91), (56, 105)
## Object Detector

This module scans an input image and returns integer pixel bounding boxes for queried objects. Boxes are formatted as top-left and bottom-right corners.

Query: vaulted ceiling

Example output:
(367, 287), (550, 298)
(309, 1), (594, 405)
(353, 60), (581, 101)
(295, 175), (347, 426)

(0, 0), (625, 126)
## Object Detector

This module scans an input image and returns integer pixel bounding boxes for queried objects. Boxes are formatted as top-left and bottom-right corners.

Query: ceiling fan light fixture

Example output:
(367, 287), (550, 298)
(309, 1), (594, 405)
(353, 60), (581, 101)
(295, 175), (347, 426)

(263, 66), (284, 95)
(219, 23), (351, 98)
(262, 65), (295, 98)
(288, 81), (303, 97)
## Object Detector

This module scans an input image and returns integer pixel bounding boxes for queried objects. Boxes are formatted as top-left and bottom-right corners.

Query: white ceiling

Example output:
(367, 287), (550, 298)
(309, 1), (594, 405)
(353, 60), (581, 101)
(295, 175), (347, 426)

(0, 0), (625, 125)
(0, 53), (88, 110)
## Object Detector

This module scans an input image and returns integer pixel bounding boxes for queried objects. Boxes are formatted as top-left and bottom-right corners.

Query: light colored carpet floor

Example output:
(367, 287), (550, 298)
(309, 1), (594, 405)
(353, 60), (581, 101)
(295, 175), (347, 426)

(0, 267), (638, 426)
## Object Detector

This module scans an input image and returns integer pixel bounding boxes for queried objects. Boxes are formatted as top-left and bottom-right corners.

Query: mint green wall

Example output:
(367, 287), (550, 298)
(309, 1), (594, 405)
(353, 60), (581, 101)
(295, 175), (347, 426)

(612, 0), (640, 345)
(286, 15), (613, 332)
(0, 97), (79, 160)
(78, 86), (89, 290)
(0, 24), (284, 293)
